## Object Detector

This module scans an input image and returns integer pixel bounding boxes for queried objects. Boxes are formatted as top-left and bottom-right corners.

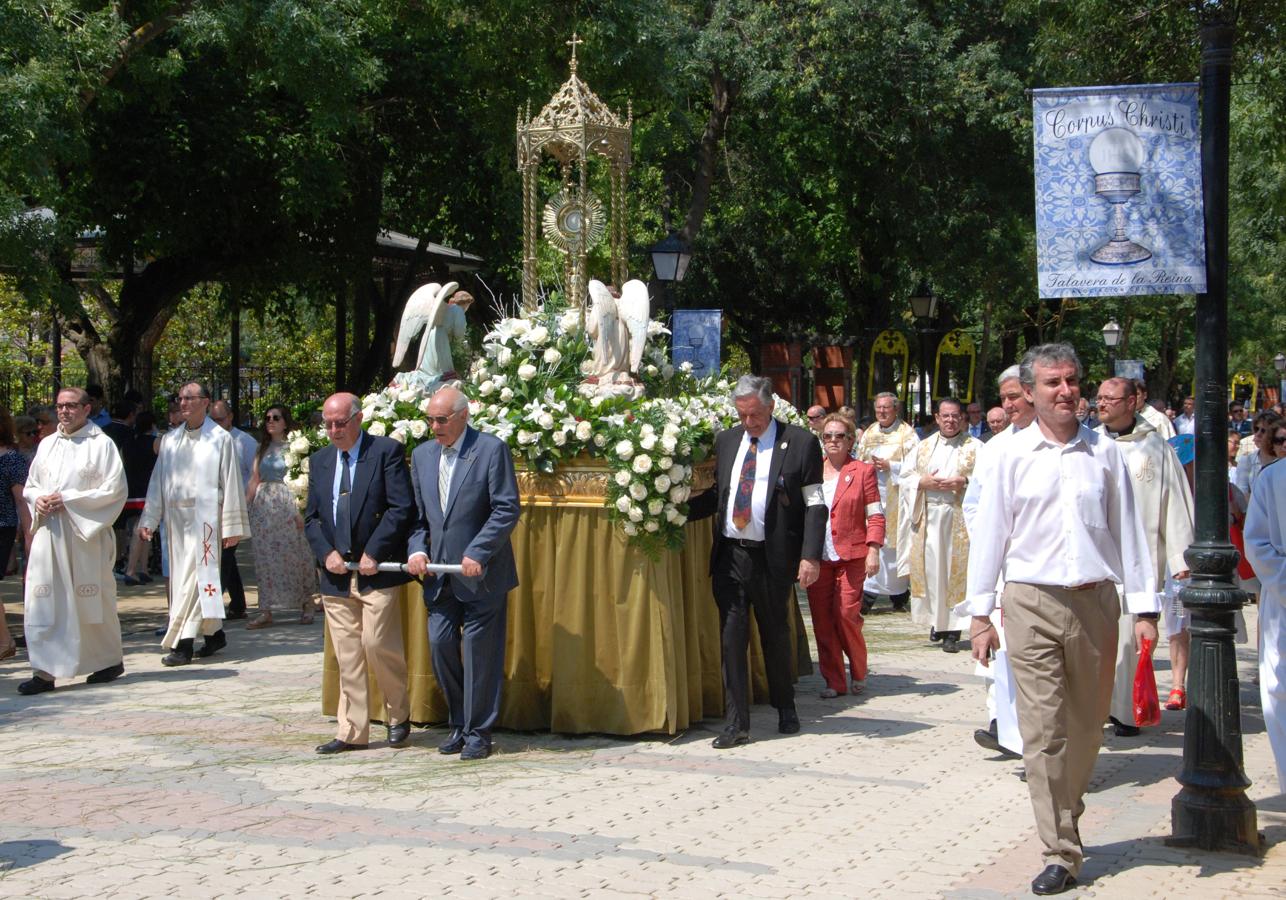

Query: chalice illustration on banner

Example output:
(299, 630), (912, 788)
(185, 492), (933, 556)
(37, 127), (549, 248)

(1088, 127), (1152, 265)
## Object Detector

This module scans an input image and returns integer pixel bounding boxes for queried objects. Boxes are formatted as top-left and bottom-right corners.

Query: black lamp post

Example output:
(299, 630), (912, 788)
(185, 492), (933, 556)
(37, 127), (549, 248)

(1101, 318), (1121, 376)
(909, 280), (938, 421)
(1168, 10), (1260, 855)
(1274, 352), (1285, 404)
(647, 231), (692, 313)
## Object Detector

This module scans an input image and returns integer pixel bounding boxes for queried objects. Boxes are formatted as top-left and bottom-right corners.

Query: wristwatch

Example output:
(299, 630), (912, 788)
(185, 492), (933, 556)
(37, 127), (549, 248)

(1136, 612), (1160, 621)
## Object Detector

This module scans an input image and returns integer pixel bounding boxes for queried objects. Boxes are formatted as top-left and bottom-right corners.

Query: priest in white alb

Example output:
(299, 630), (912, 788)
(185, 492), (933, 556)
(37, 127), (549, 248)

(1240, 442), (1286, 792)
(855, 392), (918, 612)
(898, 397), (980, 652)
(138, 382), (249, 666)
(17, 388), (128, 695)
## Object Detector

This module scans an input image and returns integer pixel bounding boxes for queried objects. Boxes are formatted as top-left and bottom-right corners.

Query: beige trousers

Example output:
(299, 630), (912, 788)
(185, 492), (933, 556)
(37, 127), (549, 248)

(324, 578), (409, 744)
(1003, 581), (1119, 875)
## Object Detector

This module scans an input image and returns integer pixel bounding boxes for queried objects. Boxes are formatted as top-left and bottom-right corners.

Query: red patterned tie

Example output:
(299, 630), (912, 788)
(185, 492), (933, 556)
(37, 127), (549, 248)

(731, 436), (758, 530)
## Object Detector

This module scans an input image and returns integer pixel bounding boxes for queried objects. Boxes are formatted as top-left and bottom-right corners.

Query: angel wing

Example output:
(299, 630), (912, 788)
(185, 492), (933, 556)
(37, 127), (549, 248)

(618, 279), (651, 373)
(393, 282), (441, 367)
(587, 279), (617, 334)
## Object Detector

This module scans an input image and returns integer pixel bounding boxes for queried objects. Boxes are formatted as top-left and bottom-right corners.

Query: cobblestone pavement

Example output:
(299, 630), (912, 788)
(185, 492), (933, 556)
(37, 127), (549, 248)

(0, 561), (1281, 899)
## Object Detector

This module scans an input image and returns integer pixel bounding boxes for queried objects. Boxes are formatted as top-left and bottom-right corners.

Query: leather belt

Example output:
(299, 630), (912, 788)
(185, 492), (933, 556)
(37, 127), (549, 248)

(1060, 580), (1106, 592)
(727, 538), (765, 549)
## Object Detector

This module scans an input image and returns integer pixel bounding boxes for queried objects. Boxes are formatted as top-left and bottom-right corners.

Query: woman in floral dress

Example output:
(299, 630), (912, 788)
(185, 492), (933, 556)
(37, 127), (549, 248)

(246, 405), (318, 628)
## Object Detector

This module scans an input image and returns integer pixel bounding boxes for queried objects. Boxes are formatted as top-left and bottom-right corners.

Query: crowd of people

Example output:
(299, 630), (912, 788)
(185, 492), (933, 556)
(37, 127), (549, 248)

(2, 351), (1284, 895)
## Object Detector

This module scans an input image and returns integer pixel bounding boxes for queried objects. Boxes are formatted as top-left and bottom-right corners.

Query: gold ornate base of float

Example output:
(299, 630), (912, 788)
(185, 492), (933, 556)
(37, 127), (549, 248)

(321, 457), (808, 736)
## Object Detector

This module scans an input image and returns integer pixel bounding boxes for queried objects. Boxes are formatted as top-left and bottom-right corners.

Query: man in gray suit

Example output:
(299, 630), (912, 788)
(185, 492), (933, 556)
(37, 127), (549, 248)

(408, 386), (521, 761)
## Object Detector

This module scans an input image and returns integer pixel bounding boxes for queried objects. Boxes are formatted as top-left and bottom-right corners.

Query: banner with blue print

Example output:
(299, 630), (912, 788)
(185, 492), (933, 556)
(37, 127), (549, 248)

(670, 309), (721, 378)
(1032, 83), (1205, 298)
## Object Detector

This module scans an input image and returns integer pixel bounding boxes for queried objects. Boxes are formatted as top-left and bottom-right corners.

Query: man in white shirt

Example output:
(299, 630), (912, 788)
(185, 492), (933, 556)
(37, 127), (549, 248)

(210, 400), (257, 620)
(967, 344), (1156, 896)
(1174, 396), (1196, 436)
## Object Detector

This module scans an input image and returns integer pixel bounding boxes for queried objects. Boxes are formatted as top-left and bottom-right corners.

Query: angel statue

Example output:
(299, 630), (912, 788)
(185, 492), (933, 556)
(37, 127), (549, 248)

(585, 278), (650, 398)
(392, 281), (468, 388)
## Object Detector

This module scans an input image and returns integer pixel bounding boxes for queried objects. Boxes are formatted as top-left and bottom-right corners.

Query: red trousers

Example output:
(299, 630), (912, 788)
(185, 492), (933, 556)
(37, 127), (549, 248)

(806, 558), (868, 692)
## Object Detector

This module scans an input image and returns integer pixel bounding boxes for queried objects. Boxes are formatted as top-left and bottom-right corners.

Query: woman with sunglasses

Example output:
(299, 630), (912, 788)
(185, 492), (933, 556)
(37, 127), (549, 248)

(244, 405), (319, 628)
(1236, 411), (1283, 502)
(806, 413), (885, 698)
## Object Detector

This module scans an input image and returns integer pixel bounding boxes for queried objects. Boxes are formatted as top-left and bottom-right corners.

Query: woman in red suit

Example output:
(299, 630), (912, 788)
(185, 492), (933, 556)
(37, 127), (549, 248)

(807, 413), (885, 697)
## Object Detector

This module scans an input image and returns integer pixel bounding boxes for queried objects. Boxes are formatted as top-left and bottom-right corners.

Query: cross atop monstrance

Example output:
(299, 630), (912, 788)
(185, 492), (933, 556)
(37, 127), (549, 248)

(516, 33), (632, 314)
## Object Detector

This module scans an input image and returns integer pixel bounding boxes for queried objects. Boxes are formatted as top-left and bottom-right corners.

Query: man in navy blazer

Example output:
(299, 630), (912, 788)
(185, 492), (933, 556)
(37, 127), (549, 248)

(408, 386), (520, 761)
(304, 393), (416, 755)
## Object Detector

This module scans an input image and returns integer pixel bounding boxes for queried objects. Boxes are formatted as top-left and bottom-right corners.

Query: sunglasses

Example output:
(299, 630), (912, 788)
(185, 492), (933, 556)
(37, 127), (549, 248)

(807, 413), (825, 420)
(821, 432), (850, 441)
(427, 412), (460, 426)
(23, 429), (38, 437)
(1274, 436), (1286, 446)
(265, 414), (284, 422)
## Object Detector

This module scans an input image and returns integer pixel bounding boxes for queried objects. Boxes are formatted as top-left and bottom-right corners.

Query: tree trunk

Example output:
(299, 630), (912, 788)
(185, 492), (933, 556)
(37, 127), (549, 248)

(679, 67), (738, 245)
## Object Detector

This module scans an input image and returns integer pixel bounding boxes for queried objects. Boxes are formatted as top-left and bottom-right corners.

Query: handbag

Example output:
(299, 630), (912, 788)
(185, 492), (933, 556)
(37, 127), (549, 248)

(1133, 637), (1161, 727)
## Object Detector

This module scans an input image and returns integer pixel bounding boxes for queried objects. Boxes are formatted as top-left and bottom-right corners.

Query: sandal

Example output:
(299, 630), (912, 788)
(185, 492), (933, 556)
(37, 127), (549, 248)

(246, 614), (273, 630)
(0, 641), (16, 661)
(1164, 688), (1186, 711)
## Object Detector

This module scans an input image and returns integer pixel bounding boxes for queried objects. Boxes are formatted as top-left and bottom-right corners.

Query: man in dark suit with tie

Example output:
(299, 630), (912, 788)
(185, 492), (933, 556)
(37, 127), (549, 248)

(689, 375), (827, 748)
(407, 386), (520, 761)
(304, 393), (416, 755)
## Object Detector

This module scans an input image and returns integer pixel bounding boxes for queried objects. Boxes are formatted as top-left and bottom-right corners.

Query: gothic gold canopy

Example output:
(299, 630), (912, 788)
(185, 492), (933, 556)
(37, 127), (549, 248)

(517, 34), (632, 311)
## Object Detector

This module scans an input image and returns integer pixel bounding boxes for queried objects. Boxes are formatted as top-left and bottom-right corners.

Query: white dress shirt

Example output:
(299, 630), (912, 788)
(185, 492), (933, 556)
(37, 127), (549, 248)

(964, 421), (1156, 616)
(1174, 413), (1196, 436)
(722, 419), (777, 542)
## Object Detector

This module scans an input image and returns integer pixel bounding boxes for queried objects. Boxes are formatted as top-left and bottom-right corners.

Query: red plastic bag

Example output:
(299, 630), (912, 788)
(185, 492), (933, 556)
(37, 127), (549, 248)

(1133, 637), (1161, 727)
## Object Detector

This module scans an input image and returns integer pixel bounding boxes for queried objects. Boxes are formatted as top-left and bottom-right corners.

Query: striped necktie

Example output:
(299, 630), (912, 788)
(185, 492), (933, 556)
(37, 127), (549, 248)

(439, 446), (456, 513)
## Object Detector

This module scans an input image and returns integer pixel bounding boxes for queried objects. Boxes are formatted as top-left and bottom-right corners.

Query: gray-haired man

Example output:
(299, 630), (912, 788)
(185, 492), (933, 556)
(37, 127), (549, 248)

(689, 375), (827, 748)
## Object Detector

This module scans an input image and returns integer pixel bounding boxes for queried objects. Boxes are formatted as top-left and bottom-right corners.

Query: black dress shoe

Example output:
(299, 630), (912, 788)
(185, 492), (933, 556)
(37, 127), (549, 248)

(943, 638), (961, 653)
(438, 728), (466, 755)
(974, 720), (1022, 759)
(929, 627), (942, 643)
(224, 610), (247, 621)
(316, 739), (368, 755)
(1031, 864), (1075, 895)
(1110, 715), (1140, 737)
(17, 675), (55, 695)
(388, 722), (411, 746)
(86, 662), (125, 684)
(860, 593), (876, 615)
(161, 650), (191, 667)
(711, 725), (749, 749)
(778, 707), (800, 734)
(460, 741), (492, 761)
(196, 629), (227, 658)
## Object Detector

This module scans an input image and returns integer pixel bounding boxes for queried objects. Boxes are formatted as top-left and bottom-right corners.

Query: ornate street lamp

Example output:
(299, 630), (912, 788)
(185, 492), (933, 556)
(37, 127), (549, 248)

(910, 280), (938, 420)
(1101, 318), (1122, 375)
(647, 230), (692, 312)
(1168, 9), (1260, 855)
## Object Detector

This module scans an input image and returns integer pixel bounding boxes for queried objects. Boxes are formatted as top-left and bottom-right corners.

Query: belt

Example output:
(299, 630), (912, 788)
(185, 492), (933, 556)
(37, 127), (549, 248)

(726, 537), (765, 549)
(1060, 580), (1107, 592)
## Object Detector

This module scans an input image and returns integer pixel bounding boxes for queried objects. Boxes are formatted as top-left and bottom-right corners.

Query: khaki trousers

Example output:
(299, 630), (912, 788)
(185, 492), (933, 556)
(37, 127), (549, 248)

(324, 578), (409, 744)
(1003, 581), (1119, 875)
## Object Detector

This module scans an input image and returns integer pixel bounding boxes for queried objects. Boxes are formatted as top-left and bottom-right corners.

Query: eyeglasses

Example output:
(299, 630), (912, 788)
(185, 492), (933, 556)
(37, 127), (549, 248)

(265, 414), (283, 422)
(807, 413), (825, 421)
(1274, 436), (1286, 446)
(821, 432), (850, 441)
(23, 429), (39, 437)
(323, 412), (358, 430)
(427, 411), (462, 427)
(54, 402), (88, 410)
(1097, 395), (1127, 404)
(178, 394), (206, 403)
(1231, 408), (1245, 415)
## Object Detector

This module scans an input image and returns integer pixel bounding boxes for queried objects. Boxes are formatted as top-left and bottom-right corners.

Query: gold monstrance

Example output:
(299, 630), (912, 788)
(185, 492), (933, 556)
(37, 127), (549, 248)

(517, 33), (632, 314)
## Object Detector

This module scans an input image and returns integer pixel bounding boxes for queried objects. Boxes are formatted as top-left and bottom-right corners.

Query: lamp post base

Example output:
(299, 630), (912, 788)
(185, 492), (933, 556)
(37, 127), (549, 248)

(1168, 787), (1261, 855)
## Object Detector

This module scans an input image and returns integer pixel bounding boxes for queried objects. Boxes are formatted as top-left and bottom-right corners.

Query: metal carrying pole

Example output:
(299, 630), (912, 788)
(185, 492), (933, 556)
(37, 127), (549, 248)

(344, 562), (466, 575)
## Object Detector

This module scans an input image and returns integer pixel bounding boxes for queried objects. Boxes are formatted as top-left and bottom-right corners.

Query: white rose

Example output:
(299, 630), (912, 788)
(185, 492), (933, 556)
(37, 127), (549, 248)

(479, 380), (495, 396)
(578, 383), (596, 398)
(409, 420), (429, 439)
(389, 427), (406, 444)
(517, 429), (538, 445)
(614, 470), (632, 487)
(397, 389), (417, 403)
(559, 310), (581, 333)
(493, 373), (507, 388)
(543, 347), (561, 365)
(632, 454), (652, 474)
(629, 482), (648, 501)
(663, 423), (680, 437)
(615, 440), (634, 460)
(661, 364), (674, 379)
(420, 397), (434, 414)
(639, 433), (657, 451)
(661, 435), (677, 454)
(669, 485), (689, 503)
(680, 361), (693, 373)
(300, 457), (310, 474)
(622, 521), (639, 536)
(658, 457), (672, 471)
(528, 326), (549, 346)
(511, 319), (530, 335)
(590, 395), (605, 407)
(654, 474), (671, 493)
(290, 436), (310, 454)
(497, 347), (513, 366)
(367, 421), (386, 437)
(644, 520), (660, 533)
(628, 505), (644, 523)
(648, 498), (664, 516)
(669, 464), (684, 482)
(552, 430), (567, 446)
(615, 495), (632, 513)
(645, 364), (659, 377)
(467, 401), (482, 416)
(500, 388), (514, 403)
(575, 420), (593, 442)
(593, 433), (607, 447)
(518, 363), (538, 380)
(538, 412), (555, 430)
(580, 357), (597, 375)
(666, 506), (683, 524)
